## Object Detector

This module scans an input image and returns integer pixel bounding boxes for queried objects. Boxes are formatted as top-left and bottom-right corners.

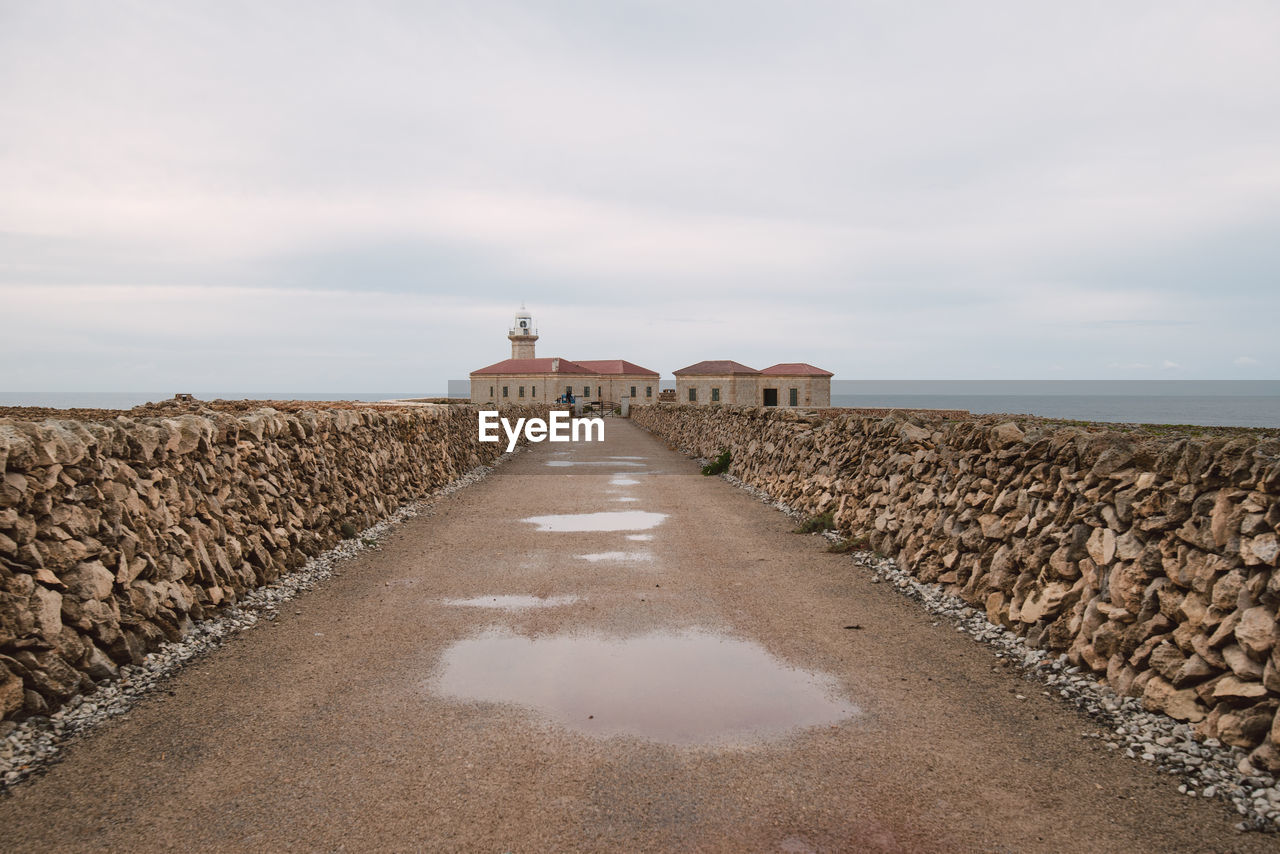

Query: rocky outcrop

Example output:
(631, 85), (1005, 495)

(0, 403), (545, 721)
(634, 405), (1280, 768)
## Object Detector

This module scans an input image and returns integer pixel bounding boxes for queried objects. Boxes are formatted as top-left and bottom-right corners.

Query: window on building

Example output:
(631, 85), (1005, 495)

(646, 386), (652, 398)
(630, 386), (636, 398)
(597, 386), (602, 398)
(532, 387), (537, 396)
(689, 388), (697, 402)
(519, 386), (525, 398)
(711, 388), (720, 402)
(789, 388), (798, 406)
(584, 386), (590, 397)
(565, 386), (572, 397)
(503, 386), (509, 398)
(489, 386), (494, 397)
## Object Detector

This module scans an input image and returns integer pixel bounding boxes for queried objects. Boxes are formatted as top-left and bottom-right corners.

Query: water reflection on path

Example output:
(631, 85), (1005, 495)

(432, 629), (857, 745)
(440, 595), (581, 610)
(522, 511), (667, 532)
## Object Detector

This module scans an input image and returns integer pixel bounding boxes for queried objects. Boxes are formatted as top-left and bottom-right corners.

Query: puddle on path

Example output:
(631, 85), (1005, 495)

(608, 456), (647, 460)
(522, 511), (667, 532)
(576, 551), (654, 563)
(546, 460), (645, 467)
(626, 534), (654, 542)
(609, 476), (641, 486)
(431, 629), (857, 745)
(441, 595), (581, 610)
(613, 497), (639, 503)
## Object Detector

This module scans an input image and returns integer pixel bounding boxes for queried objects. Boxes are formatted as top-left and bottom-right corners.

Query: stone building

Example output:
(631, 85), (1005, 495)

(673, 360), (832, 407)
(759, 363), (833, 407)
(673, 361), (763, 406)
(469, 309), (659, 405)
(470, 357), (595, 404)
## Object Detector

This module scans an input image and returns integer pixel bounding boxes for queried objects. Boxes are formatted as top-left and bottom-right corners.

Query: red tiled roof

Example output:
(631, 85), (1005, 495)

(760, 362), (834, 377)
(575, 359), (660, 376)
(470, 357), (595, 376)
(673, 360), (760, 376)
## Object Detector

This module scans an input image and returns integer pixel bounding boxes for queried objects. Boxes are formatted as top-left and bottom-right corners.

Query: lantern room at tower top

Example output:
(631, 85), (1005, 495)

(508, 306), (538, 359)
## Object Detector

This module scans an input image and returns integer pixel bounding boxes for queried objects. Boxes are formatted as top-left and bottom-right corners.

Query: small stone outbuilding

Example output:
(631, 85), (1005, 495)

(759, 363), (833, 407)
(673, 361), (762, 406)
(673, 360), (833, 407)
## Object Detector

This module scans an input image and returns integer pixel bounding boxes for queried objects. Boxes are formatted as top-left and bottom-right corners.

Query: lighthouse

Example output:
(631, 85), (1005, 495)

(469, 307), (660, 404)
(508, 305), (538, 359)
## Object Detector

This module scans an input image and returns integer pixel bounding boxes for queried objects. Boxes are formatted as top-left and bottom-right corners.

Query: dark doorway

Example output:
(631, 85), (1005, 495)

(763, 388), (778, 407)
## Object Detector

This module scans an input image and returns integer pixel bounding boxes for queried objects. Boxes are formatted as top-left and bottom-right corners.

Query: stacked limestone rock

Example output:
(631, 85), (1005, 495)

(633, 405), (1280, 770)
(0, 403), (544, 722)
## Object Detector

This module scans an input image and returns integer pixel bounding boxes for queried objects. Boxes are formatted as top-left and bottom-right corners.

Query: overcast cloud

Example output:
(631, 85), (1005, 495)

(2, 0), (1278, 390)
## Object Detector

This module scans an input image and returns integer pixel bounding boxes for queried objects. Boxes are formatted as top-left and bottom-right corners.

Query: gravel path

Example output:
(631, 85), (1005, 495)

(0, 421), (1274, 852)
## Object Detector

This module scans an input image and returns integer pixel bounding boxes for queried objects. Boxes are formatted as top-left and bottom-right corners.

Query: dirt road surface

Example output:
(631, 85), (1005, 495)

(0, 420), (1269, 852)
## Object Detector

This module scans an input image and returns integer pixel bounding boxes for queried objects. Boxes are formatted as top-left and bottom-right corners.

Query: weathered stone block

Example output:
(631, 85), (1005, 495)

(1143, 675), (1206, 722)
(1235, 606), (1277, 658)
(62, 560), (115, 601)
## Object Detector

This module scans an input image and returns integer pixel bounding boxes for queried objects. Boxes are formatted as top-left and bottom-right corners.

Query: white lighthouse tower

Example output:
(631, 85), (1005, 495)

(508, 305), (538, 359)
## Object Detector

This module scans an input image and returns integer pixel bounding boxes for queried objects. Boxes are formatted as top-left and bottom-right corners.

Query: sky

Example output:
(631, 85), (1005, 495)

(2, 0), (1278, 391)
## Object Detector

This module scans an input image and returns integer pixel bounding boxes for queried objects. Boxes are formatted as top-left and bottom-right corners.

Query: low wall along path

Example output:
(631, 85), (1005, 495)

(0, 401), (547, 722)
(633, 405), (1280, 770)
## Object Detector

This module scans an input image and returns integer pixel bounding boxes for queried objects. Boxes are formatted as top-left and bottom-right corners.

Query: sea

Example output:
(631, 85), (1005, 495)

(0, 392), (446, 410)
(824, 381), (1280, 428)
(2, 381), (1278, 428)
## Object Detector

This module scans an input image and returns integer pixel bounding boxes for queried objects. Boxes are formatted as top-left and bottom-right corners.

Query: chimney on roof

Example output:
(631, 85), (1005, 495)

(552, 358), (560, 371)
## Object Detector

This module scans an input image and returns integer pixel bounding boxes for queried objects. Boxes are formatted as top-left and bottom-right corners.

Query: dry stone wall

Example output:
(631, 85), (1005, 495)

(0, 403), (545, 722)
(633, 405), (1280, 770)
